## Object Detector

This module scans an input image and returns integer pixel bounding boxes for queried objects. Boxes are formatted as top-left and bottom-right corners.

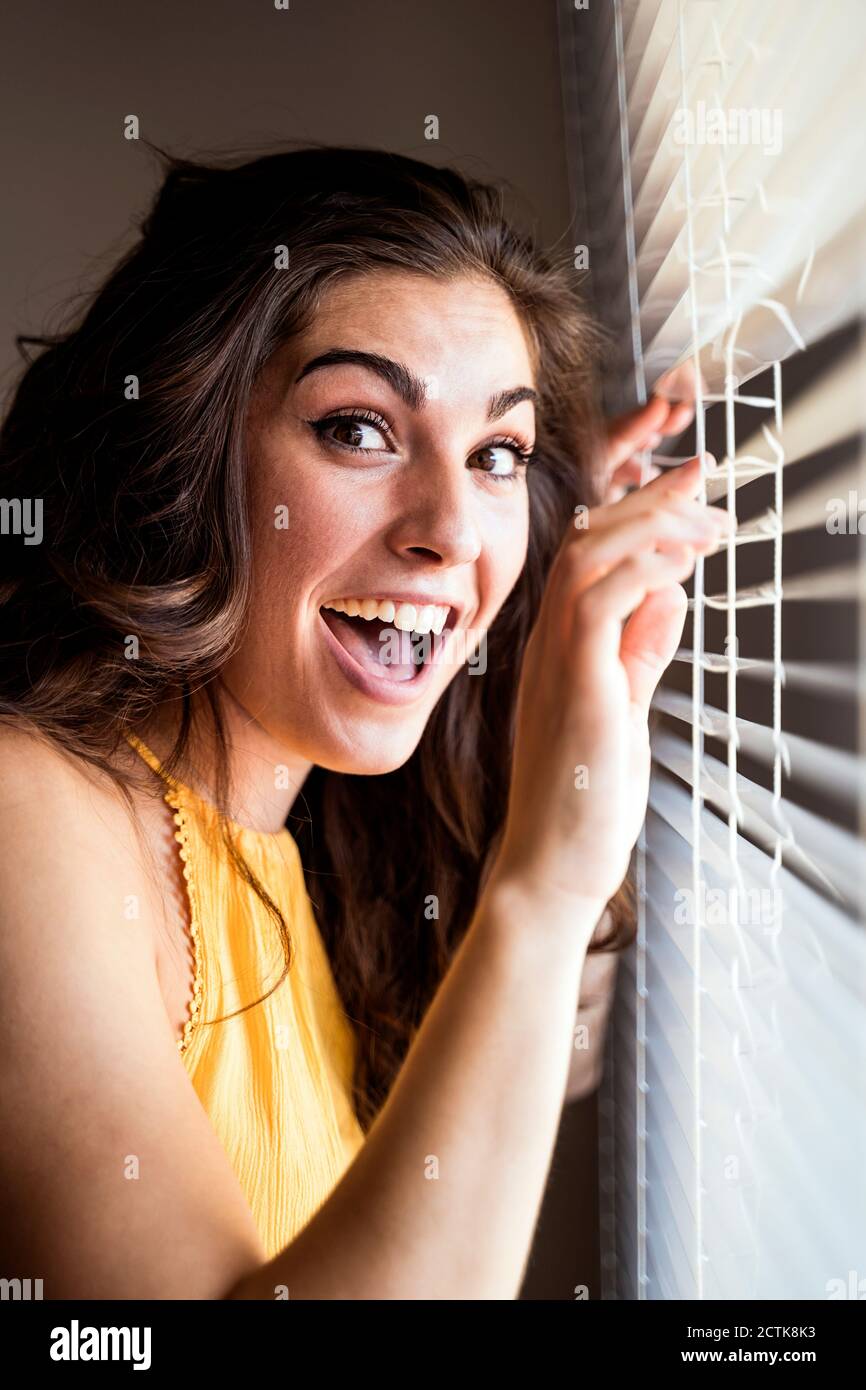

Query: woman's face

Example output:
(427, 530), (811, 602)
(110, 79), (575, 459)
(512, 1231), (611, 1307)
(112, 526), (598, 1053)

(223, 269), (538, 775)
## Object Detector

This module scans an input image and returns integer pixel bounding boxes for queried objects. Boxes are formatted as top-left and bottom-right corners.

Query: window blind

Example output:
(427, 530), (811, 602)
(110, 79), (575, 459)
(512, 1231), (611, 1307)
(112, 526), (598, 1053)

(559, 0), (866, 1300)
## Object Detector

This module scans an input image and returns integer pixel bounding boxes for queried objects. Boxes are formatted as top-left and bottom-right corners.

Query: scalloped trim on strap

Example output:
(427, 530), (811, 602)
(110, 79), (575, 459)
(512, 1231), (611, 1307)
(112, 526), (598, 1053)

(125, 732), (204, 1058)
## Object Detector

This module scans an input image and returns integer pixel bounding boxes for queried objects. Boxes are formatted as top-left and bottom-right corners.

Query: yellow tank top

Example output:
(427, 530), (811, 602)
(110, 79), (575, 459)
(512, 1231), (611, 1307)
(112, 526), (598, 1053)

(127, 733), (366, 1260)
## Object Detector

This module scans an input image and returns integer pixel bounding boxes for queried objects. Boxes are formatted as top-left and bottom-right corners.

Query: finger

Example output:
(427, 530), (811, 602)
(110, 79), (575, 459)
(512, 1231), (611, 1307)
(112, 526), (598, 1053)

(578, 478), (728, 550)
(571, 545), (697, 641)
(566, 505), (726, 594)
(588, 452), (717, 530)
(605, 456), (663, 501)
(652, 361), (709, 410)
(661, 400), (696, 436)
(604, 395), (696, 476)
(620, 583), (689, 716)
(604, 396), (671, 470)
(633, 450), (713, 498)
(585, 490), (731, 539)
(640, 401), (695, 448)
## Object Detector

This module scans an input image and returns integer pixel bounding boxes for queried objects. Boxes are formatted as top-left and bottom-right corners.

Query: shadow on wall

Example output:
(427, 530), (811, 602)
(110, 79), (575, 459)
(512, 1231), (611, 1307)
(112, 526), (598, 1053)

(520, 1093), (600, 1300)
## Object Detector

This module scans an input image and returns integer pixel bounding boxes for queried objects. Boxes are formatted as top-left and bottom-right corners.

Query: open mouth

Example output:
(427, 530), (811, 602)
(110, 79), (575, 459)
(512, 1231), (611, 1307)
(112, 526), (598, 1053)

(319, 598), (456, 684)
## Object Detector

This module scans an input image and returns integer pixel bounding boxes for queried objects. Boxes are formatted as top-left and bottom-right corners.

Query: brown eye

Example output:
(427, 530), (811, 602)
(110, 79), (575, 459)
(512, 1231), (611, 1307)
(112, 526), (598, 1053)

(471, 442), (531, 481)
(311, 411), (392, 453)
(332, 421), (364, 447)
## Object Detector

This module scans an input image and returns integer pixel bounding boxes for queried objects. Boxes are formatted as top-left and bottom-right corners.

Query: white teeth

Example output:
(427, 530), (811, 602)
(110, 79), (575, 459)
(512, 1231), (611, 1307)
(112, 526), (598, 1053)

(415, 605), (435, 636)
(322, 597), (452, 634)
(394, 602), (416, 632)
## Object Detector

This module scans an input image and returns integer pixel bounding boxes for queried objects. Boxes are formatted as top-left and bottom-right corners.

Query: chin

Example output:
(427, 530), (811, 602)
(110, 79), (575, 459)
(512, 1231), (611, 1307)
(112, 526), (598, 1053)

(315, 713), (430, 777)
(321, 745), (419, 778)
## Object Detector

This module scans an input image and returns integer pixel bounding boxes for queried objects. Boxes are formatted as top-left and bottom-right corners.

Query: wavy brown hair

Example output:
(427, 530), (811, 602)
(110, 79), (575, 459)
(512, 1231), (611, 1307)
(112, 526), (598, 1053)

(0, 142), (633, 1129)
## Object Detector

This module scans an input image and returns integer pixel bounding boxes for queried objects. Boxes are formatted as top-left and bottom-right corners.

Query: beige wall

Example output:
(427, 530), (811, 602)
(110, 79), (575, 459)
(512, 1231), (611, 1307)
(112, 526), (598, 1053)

(1, 0), (572, 389)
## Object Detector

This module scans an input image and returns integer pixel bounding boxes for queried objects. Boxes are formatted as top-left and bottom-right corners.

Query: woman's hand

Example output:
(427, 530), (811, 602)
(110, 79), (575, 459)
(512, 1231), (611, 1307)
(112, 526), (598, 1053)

(602, 393), (696, 502)
(489, 452), (728, 934)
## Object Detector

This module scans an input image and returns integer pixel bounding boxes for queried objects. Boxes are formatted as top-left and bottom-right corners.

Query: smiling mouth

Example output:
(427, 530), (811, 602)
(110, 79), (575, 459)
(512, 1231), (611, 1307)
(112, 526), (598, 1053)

(319, 599), (455, 683)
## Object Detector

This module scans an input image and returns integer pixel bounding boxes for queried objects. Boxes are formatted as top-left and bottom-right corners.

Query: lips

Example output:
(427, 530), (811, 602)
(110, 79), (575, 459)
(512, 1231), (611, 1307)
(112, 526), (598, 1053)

(317, 591), (464, 704)
(320, 607), (425, 682)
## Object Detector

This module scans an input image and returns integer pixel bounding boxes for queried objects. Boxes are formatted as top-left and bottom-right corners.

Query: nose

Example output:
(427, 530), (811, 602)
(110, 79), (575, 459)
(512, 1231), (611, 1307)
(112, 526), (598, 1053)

(383, 454), (483, 568)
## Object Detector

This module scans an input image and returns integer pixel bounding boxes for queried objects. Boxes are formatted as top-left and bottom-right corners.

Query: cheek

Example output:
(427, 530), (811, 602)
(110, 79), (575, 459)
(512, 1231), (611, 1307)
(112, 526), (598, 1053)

(247, 437), (372, 599)
(479, 497), (531, 616)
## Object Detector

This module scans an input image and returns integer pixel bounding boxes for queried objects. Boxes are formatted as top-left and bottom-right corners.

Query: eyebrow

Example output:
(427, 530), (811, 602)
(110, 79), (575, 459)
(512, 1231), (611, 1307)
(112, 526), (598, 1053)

(294, 348), (538, 421)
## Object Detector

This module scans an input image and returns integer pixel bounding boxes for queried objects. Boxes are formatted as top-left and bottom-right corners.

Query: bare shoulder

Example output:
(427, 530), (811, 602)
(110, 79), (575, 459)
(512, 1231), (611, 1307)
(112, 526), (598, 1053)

(0, 718), (164, 981)
(0, 716), (137, 826)
(0, 718), (264, 1297)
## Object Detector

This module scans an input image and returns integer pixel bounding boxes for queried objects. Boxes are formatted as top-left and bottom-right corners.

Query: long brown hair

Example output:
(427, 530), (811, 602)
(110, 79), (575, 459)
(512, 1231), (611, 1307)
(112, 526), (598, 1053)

(0, 142), (633, 1128)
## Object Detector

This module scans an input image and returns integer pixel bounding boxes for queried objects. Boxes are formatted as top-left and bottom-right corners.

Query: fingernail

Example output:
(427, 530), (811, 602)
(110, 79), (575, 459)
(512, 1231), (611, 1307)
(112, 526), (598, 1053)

(684, 450), (716, 470)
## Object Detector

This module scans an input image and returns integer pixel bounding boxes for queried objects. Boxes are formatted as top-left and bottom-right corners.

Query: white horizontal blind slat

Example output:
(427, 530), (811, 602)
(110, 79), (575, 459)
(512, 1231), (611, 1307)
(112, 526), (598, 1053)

(652, 687), (866, 801)
(651, 728), (865, 913)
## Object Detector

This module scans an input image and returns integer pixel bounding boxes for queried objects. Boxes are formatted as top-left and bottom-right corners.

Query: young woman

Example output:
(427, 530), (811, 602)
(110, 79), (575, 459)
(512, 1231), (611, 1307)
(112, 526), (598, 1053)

(0, 145), (723, 1299)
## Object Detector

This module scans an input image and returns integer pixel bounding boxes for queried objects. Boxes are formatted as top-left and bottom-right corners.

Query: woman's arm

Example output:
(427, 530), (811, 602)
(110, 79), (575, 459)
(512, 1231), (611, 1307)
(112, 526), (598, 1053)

(0, 460), (724, 1300)
(232, 878), (600, 1300)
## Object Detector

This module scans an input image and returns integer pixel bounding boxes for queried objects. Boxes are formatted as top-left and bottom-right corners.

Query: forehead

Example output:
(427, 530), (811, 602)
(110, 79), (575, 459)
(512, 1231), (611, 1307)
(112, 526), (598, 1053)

(296, 270), (538, 394)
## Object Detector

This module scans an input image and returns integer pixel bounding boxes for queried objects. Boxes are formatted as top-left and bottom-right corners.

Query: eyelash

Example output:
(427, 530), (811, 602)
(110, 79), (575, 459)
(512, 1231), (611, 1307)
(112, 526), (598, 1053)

(307, 408), (536, 481)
